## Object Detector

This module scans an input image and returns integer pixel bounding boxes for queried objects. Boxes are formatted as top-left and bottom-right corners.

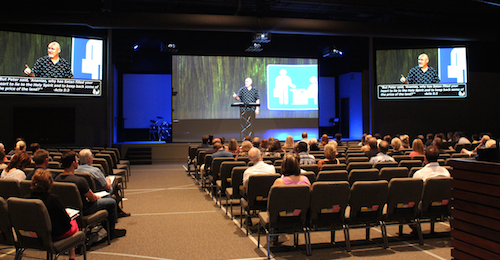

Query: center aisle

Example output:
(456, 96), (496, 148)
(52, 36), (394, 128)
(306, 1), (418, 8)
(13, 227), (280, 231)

(89, 162), (267, 260)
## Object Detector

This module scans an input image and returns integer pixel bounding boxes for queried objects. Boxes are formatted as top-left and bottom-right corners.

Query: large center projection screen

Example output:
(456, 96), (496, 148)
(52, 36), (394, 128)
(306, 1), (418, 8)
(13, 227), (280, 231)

(172, 55), (318, 142)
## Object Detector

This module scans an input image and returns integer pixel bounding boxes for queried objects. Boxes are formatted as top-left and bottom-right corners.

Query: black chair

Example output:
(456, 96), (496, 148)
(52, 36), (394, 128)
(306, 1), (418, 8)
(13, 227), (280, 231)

(308, 181), (351, 252)
(373, 161), (399, 171)
(419, 177), (452, 234)
(8, 197), (87, 260)
(225, 166), (248, 219)
(0, 197), (19, 254)
(257, 185), (311, 258)
(346, 180), (389, 249)
(300, 164), (319, 175)
(378, 167), (409, 181)
(316, 170), (349, 182)
(0, 179), (21, 199)
(215, 161), (246, 207)
(348, 168), (379, 186)
(399, 160), (423, 170)
(346, 162), (373, 173)
(384, 178), (424, 245)
(240, 174), (280, 235)
(320, 163), (347, 171)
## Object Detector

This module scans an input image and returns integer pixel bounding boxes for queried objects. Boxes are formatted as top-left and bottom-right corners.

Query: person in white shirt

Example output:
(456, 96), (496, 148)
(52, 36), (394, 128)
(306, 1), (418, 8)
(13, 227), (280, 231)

(413, 146), (451, 181)
(242, 147), (275, 192)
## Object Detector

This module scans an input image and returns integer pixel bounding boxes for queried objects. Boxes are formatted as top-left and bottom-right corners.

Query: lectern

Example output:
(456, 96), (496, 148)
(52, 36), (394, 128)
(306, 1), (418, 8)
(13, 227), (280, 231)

(231, 102), (260, 140)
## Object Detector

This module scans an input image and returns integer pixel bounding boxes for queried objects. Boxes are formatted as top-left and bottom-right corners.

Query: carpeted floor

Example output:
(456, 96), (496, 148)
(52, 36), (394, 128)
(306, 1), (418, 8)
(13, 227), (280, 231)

(1, 162), (452, 260)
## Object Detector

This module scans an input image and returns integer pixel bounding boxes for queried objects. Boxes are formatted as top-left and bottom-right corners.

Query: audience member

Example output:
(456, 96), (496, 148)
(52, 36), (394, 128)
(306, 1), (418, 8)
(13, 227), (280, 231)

(300, 132), (309, 144)
(400, 134), (410, 149)
(26, 149), (56, 180)
(455, 131), (471, 144)
(76, 149), (130, 218)
(433, 137), (445, 154)
(266, 139), (283, 157)
(273, 153), (311, 187)
(205, 138), (221, 155)
(389, 137), (404, 156)
(296, 141), (315, 165)
(1, 151), (31, 182)
(27, 169), (78, 260)
(242, 148), (275, 192)
(413, 146), (450, 181)
(320, 134), (329, 147)
(409, 139), (425, 159)
(360, 134), (373, 152)
(359, 133), (367, 147)
(0, 151), (6, 170)
(8, 140), (27, 156)
(369, 140), (395, 165)
(309, 138), (320, 151)
(335, 133), (343, 146)
(260, 138), (269, 153)
(364, 137), (379, 158)
(383, 135), (392, 144)
(252, 137), (261, 149)
(471, 134), (480, 144)
(425, 133), (434, 147)
(211, 143), (234, 158)
(317, 144), (339, 168)
(197, 135), (211, 148)
(238, 141), (253, 156)
(55, 151), (125, 239)
(283, 135), (294, 150)
(227, 138), (239, 154)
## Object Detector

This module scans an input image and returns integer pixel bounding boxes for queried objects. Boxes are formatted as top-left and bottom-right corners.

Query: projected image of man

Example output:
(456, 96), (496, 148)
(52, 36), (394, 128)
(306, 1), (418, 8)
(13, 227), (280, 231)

(24, 41), (73, 78)
(400, 53), (440, 84)
(233, 78), (260, 137)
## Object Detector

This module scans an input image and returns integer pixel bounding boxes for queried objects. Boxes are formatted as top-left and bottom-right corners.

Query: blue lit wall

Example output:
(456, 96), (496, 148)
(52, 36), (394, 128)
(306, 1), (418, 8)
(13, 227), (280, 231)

(122, 74), (172, 129)
(339, 72), (363, 140)
(318, 76), (335, 127)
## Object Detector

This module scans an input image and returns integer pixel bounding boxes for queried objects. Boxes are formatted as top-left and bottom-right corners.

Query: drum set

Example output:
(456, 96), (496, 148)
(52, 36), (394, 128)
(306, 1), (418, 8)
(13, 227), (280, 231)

(149, 116), (172, 141)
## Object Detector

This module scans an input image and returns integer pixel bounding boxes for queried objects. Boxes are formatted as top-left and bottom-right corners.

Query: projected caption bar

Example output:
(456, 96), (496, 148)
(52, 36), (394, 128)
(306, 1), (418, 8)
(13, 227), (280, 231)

(0, 76), (101, 96)
(377, 83), (467, 99)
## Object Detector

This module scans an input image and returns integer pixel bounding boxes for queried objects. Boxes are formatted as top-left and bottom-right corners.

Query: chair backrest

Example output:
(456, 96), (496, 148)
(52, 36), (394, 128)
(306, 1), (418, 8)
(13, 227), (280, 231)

(348, 168), (379, 186)
(316, 170), (348, 182)
(50, 182), (83, 211)
(399, 160), (424, 170)
(348, 180), (388, 222)
(409, 167), (423, 177)
(0, 197), (15, 245)
(92, 158), (110, 176)
(95, 153), (114, 174)
(346, 156), (369, 165)
(230, 166), (249, 199)
(309, 181), (350, 227)
(451, 153), (471, 158)
(0, 179), (21, 199)
(19, 180), (32, 197)
(274, 159), (283, 166)
(100, 150), (119, 166)
(386, 178), (423, 219)
(412, 155), (426, 162)
(438, 153), (451, 160)
(346, 152), (366, 158)
(8, 197), (54, 251)
(75, 172), (97, 191)
(300, 164), (319, 175)
(267, 185), (310, 228)
(373, 161), (399, 171)
(197, 150), (207, 167)
(420, 177), (452, 218)
(106, 147), (122, 160)
(47, 161), (61, 169)
(302, 171), (316, 184)
(219, 161), (246, 190)
(346, 162), (373, 173)
(188, 147), (198, 161)
(320, 163), (347, 171)
(211, 157), (235, 180)
(392, 155), (411, 162)
(262, 156), (280, 163)
(203, 154), (213, 173)
(246, 174), (280, 211)
(379, 167), (409, 181)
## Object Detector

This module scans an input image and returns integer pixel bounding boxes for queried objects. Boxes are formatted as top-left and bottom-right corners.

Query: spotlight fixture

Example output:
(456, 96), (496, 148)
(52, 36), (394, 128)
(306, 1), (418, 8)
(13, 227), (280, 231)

(245, 43), (263, 52)
(132, 44), (140, 50)
(323, 46), (343, 58)
(253, 32), (271, 43)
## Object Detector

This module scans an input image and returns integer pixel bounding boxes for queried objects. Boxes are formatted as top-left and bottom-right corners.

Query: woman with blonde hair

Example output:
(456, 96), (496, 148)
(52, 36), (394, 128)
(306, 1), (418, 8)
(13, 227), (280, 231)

(409, 138), (425, 159)
(282, 135), (295, 150)
(389, 137), (404, 156)
(317, 144), (339, 168)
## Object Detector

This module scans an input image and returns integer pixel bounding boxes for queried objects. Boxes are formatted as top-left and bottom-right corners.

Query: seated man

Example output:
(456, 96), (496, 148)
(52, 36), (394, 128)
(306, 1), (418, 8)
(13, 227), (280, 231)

(242, 148), (276, 192)
(296, 141), (315, 165)
(26, 149), (57, 180)
(413, 146), (451, 181)
(364, 137), (379, 158)
(76, 149), (130, 218)
(369, 140), (395, 165)
(55, 151), (126, 239)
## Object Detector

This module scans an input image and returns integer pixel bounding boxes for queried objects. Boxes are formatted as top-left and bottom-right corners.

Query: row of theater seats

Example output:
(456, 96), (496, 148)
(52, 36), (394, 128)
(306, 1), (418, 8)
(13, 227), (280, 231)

(0, 179), (116, 259)
(186, 144), (452, 257)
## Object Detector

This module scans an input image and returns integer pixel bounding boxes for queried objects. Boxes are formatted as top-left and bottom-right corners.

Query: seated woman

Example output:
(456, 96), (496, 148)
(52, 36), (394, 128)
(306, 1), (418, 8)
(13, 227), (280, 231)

(282, 135), (295, 150)
(273, 154), (311, 187)
(388, 137), (404, 156)
(1, 151), (31, 182)
(317, 143), (339, 168)
(409, 138), (425, 159)
(265, 139), (283, 157)
(227, 138), (239, 155)
(26, 169), (79, 260)
(319, 134), (329, 148)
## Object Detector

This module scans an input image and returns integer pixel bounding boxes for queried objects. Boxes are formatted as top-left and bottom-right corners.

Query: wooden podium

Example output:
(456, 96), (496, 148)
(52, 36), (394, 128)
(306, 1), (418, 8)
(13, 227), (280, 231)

(231, 102), (260, 140)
